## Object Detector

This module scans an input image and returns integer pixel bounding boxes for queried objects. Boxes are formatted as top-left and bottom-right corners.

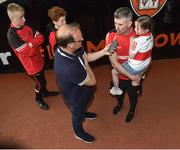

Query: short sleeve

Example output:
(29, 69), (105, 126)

(131, 39), (140, 55)
(105, 32), (113, 45)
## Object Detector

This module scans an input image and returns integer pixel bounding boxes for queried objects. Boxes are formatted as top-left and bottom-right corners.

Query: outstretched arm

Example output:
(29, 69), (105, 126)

(87, 44), (111, 62)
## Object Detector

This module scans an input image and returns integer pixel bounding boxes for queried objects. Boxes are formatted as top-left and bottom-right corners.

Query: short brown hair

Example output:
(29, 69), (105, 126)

(48, 6), (67, 22)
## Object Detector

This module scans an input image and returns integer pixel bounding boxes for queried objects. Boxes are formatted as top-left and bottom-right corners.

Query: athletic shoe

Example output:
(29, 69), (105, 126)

(125, 111), (134, 123)
(85, 112), (97, 120)
(142, 74), (145, 79)
(42, 91), (59, 97)
(75, 132), (95, 143)
(113, 104), (122, 115)
(36, 100), (49, 110)
(110, 87), (123, 95)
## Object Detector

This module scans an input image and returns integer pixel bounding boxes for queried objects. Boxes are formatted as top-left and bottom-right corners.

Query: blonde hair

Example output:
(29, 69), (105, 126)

(7, 3), (24, 19)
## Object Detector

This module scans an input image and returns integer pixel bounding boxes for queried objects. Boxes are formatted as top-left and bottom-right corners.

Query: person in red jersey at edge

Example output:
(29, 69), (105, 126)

(106, 7), (142, 123)
(7, 3), (59, 111)
(47, 6), (67, 57)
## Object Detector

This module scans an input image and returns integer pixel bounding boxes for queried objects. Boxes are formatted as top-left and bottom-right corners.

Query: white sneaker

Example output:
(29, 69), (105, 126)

(110, 87), (123, 95)
(142, 74), (145, 79)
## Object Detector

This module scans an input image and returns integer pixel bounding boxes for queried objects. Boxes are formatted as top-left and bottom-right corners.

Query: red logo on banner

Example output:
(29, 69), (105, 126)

(130, 0), (167, 17)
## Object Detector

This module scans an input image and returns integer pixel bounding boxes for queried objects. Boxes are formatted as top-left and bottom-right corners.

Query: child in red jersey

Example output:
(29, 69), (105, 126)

(47, 6), (67, 57)
(110, 15), (154, 95)
(7, 3), (59, 110)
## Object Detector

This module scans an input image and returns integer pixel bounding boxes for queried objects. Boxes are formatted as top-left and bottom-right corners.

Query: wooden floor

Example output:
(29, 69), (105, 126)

(0, 58), (180, 149)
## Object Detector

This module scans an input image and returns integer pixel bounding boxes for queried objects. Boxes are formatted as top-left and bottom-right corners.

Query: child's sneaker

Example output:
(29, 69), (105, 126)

(142, 74), (145, 79)
(110, 87), (123, 95)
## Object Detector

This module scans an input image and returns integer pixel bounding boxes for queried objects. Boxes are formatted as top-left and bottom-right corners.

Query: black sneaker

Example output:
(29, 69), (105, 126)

(113, 104), (122, 115)
(75, 132), (95, 143)
(42, 91), (59, 98)
(125, 111), (134, 123)
(85, 112), (97, 120)
(36, 100), (49, 110)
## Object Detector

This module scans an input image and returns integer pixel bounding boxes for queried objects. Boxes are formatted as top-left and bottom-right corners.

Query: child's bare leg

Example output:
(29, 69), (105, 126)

(112, 69), (119, 90)
(110, 69), (122, 95)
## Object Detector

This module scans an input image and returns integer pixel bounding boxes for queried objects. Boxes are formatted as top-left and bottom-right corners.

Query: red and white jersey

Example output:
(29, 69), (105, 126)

(128, 32), (153, 71)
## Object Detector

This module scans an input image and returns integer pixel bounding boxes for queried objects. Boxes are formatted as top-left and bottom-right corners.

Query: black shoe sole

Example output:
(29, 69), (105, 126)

(42, 91), (59, 98)
(125, 118), (133, 123)
(85, 117), (96, 120)
(75, 135), (95, 143)
(42, 95), (59, 98)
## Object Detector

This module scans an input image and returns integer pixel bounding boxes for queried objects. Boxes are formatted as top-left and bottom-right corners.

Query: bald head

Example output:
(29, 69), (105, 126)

(56, 23), (80, 48)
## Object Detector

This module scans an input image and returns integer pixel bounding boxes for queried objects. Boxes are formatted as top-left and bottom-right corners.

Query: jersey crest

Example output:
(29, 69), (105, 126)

(130, 0), (167, 17)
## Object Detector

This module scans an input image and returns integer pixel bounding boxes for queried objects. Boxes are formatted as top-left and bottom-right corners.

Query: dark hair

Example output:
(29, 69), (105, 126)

(136, 15), (154, 32)
(56, 34), (74, 48)
(56, 23), (80, 48)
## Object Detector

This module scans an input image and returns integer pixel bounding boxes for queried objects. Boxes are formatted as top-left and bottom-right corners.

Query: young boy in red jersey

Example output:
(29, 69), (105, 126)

(47, 6), (67, 57)
(7, 3), (59, 110)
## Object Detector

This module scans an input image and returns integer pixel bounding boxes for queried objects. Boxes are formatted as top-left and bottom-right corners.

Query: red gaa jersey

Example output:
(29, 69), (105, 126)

(7, 24), (44, 75)
(106, 28), (136, 80)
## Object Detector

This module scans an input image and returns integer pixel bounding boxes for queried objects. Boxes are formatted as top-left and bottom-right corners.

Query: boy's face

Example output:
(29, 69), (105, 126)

(53, 16), (66, 29)
(12, 10), (25, 28)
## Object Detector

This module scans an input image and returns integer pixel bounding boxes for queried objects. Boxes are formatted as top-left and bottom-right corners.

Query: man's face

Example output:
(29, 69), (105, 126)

(12, 11), (25, 28)
(71, 29), (84, 51)
(114, 17), (132, 35)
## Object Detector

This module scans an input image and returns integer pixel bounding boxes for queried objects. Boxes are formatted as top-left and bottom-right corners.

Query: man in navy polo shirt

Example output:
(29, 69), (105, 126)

(54, 23), (110, 143)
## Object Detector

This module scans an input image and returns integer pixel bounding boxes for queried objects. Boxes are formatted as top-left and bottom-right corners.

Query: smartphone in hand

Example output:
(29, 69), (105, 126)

(109, 40), (118, 53)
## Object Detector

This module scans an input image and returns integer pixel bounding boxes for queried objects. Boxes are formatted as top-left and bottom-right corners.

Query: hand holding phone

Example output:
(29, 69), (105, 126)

(109, 40), (118, 53)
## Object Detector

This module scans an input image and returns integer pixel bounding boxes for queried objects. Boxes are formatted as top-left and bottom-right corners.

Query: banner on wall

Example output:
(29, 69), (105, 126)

(0, 0), (179, 74)
(130, 0), (167, 17)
